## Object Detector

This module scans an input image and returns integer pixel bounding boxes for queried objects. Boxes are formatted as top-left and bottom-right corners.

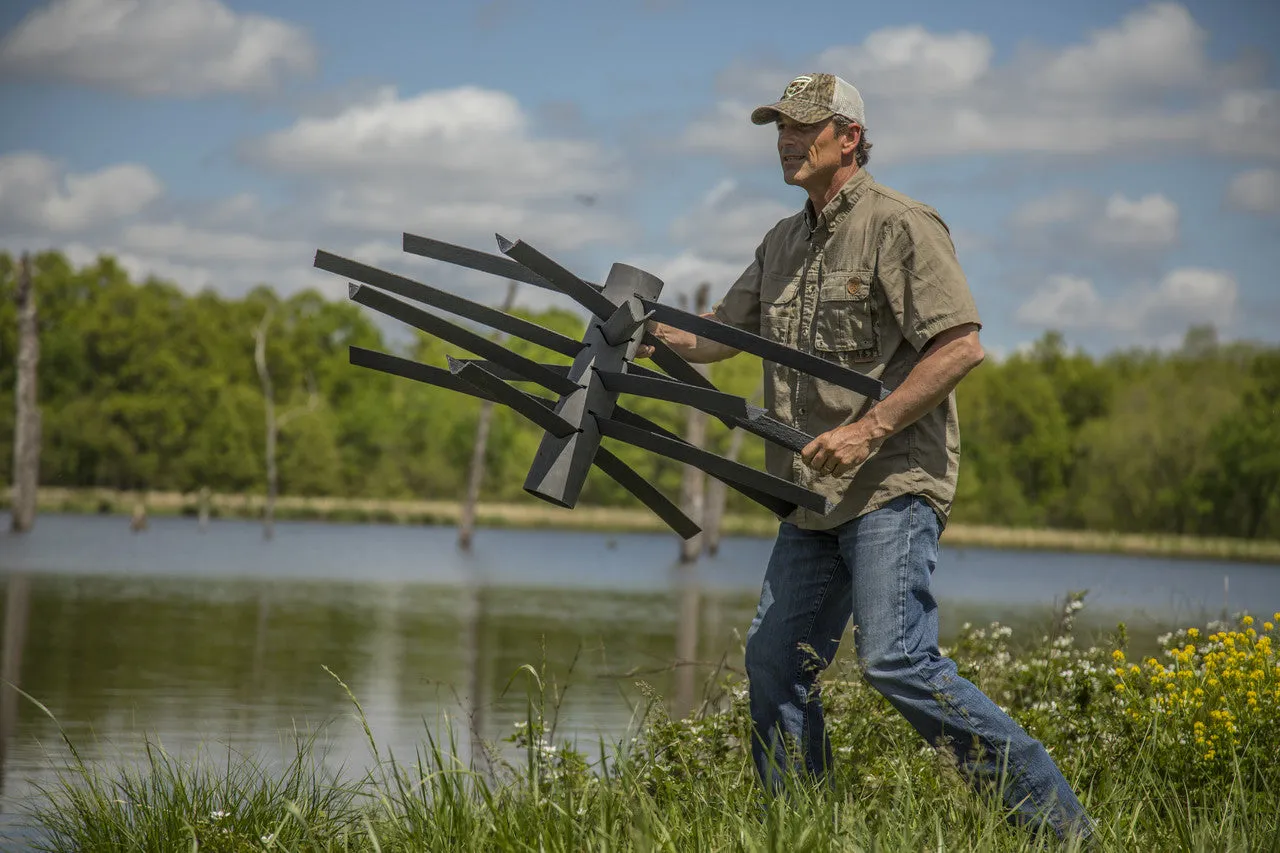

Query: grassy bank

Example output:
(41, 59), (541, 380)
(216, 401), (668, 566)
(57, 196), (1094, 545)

(7, 486), (1280, 565)
(21, 601), (1280, 851)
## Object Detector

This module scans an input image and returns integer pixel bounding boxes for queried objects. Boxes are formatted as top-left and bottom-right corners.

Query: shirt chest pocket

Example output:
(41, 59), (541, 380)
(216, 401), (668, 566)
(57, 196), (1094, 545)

(814, 269), (879, 362)
(759, 272), (800, 344)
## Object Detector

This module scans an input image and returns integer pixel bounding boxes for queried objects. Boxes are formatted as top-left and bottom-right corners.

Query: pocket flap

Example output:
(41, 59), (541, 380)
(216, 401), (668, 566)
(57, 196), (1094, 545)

(761, 273), (799, 305)
(820, 271), (872, 302)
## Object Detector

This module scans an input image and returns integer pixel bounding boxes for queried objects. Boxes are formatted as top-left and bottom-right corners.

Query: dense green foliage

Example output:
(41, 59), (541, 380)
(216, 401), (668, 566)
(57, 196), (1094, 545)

(2, 251), (1277, 537)
(25, 604), (1280, 851)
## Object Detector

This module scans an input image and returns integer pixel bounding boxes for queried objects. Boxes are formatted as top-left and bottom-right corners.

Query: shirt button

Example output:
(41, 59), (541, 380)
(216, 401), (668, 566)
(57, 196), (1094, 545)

(846, 277), (861, 295)
(798, 407), (806, 416)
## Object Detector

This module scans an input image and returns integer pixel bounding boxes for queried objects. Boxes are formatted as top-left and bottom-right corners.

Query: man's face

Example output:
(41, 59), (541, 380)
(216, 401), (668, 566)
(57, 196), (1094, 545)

(776, 115), (854, 189)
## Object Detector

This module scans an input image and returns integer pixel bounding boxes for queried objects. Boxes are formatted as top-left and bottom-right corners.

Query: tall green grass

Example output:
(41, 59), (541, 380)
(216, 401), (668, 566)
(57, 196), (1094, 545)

(20, 603), (1280, 852)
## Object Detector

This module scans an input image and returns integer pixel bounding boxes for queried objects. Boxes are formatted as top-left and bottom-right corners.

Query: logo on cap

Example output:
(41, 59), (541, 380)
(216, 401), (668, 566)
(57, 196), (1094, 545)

(783, 76), (813, 99)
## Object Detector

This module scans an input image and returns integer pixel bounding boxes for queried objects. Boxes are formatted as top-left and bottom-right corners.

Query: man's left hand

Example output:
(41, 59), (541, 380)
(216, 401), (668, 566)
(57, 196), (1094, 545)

(801, 421), (884, 477)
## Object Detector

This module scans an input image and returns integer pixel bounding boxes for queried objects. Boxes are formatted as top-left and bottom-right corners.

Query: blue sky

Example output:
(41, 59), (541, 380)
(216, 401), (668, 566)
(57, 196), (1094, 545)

(1, 0), (1277, 356)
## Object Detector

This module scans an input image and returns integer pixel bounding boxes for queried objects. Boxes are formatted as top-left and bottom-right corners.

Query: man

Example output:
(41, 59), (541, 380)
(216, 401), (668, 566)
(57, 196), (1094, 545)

(643, 73), (1093, 837)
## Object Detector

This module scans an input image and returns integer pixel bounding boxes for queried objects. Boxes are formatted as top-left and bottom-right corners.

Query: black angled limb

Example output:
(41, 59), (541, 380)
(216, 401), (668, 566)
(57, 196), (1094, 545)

(596, 415), (832, 515)
(402, 232), (604, 295)
(598, 368), (819, 455)
(447, 357), (578, 438)
(347, 284), (579, 396)
(449, 360), (572, 383)
(607, 407), (797, 517)
(735, 411), (817, 456)
(316, 250), (583, 358)
(596, 370), (753, 421)
(593, 447), (701, 540)
(350, 347), (699, 539)
(640, 299), (888, 401)
(496, 234), (619, 319)
(349, 346), (510, 401)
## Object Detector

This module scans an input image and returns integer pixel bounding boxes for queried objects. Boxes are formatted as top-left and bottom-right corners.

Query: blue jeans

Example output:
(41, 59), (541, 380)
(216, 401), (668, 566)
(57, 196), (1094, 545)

(744, 495), (1092, 837)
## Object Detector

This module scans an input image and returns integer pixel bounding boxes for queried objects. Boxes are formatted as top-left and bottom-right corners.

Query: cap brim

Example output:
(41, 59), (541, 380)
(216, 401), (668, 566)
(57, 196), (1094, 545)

(750, 100), (836, 126)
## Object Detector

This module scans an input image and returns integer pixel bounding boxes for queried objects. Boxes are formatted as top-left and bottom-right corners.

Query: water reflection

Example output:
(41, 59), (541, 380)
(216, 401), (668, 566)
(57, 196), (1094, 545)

(1, 512), (1278, 841)
(0, 573), (30, 797)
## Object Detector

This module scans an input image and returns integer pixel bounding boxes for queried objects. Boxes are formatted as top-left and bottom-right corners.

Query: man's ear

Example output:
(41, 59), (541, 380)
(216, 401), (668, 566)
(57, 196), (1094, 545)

(843, 125), (861, 155)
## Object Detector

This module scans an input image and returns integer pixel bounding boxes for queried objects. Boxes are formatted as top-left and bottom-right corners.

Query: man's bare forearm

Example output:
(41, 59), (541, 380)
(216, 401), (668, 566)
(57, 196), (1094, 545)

(642, 318), (740, 364)
(863, 324), (984, 440)
(798, 324), (984, 475)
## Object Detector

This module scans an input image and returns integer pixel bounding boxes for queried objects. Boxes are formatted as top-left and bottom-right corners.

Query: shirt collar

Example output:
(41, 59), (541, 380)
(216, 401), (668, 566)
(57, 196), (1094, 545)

(803, 168), (873, 235)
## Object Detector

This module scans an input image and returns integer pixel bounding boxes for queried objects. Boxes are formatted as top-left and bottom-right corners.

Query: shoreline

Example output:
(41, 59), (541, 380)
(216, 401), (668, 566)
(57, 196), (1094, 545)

(6, 486), (1280, 565)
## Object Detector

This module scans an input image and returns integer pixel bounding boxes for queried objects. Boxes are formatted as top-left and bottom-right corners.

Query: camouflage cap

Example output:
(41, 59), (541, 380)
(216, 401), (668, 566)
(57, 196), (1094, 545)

(751, 73), (866, 127)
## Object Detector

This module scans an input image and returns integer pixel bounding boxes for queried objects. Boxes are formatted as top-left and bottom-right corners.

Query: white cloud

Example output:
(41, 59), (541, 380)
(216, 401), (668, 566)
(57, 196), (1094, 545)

(121, 222), (311, 264)
(1036, 3), (1208, 95)
(1147, 268), (1237, 331)
(1017, 267), (1237, 341)
(1225, 168), (1280, 215)
(0, 152), (332, 298)
(1098, 193), (1179, 247)
(62, 242), (217, 291)
(55, 238), (344, 299)
(816, 27), (993, 97)
(1010, 189), (1179, 252)
(1010, 190), (1092, 229)
(255, 86), (610, 195)
(668, 179), (791, 262)
(604, 180), (794, 305)
(683, 3), (1279, 166)
(1015, 274), (1102, 328)
(250, 85), (630, 254)
(0, 0), (316, 96)
(0, 152), (162, 232)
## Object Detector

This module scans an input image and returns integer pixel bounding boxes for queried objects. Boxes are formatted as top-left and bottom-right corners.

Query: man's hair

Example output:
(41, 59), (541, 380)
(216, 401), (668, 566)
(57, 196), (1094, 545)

(832, 115), (872, 167)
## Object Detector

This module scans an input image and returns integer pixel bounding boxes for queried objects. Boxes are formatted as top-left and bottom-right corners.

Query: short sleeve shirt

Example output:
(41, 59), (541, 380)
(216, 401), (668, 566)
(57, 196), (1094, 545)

(712, 169), (981, 529)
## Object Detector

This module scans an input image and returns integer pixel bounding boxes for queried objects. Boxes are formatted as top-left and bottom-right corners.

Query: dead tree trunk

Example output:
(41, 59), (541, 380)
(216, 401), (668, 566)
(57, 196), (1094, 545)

(458, 280), (520, 551)
(253, 307), (317, 541)
(677, 283), (711, 563)
(254, 308), (279, 540)
(704, 380), (762, 556)
(10, 254), (40, 533)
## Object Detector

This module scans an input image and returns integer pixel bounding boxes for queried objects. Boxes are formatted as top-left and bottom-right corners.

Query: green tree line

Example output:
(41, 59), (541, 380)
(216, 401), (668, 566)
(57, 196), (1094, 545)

(1, 250), (1277, 538)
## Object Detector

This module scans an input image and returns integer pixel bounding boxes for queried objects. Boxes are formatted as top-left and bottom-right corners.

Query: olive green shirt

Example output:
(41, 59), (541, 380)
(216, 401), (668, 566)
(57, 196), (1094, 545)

(712, 168), (981, 529)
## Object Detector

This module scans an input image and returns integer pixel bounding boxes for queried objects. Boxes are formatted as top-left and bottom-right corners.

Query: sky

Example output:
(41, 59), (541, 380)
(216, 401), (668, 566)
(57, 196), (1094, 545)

(0, 0), (1277, 356)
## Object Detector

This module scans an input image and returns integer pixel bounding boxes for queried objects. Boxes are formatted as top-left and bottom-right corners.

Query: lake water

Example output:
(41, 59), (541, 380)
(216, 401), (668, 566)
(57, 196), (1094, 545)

(2, 512), (1278, 845)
